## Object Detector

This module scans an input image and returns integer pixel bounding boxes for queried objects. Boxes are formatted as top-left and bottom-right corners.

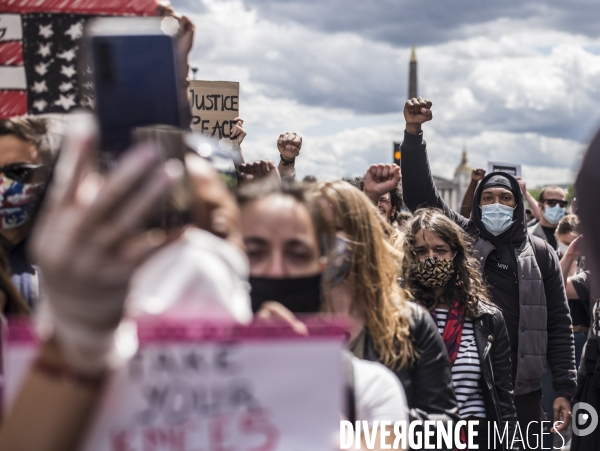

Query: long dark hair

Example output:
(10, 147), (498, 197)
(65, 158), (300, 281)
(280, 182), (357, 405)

(402, 208), (493, 319)
(0, 249), (30, 315)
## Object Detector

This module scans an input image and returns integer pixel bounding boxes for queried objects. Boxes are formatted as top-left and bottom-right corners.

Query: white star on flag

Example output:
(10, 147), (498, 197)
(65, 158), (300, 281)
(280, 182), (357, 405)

(54, 94), (76, 110)
(32, 80), (48, 93)
(81, 96), (95, 109)
(34, 62), (49, 76)
(33, 99), (48, 112)
(38, 24), (53, 39)
(64, 22), (83, 40)
(57, 48), (76, 62)
(59, 82), (73, 92)
(60, 65), (76, 78)
(37, 43), (52, 58)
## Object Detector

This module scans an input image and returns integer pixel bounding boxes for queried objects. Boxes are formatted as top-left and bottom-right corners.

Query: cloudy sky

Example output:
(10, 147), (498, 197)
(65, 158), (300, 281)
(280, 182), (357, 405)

(173, 0), (600, 186)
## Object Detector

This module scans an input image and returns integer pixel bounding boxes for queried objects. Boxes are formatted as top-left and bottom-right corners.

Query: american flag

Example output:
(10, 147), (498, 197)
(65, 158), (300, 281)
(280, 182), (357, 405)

(0, 0), (157, 118)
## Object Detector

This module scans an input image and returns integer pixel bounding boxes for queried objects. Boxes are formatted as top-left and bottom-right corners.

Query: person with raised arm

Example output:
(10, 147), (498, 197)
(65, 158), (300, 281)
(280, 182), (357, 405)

(459, 168), (485, 218)
(237, 131), (302, 183)
(400, 97), (576, 450)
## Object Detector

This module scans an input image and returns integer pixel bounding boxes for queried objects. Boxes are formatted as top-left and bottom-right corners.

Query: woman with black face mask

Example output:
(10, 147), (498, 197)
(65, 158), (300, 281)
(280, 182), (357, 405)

(237, 180), (410, 447)
(239, 180), (461, 446)
(237, 180), (328, 315)
(403, 208), (518, 450)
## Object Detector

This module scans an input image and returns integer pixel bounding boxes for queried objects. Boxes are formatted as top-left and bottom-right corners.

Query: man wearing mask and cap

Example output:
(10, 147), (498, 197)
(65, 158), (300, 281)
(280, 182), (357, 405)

(528, 186), (569, 251)
(399, 97), (576, 450)
(0, 117), (53, 309)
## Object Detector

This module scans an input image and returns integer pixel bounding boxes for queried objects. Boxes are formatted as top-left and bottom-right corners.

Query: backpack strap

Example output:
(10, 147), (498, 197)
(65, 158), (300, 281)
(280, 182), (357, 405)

(529, 235), (550, 280)
(342, 351), (357, 424)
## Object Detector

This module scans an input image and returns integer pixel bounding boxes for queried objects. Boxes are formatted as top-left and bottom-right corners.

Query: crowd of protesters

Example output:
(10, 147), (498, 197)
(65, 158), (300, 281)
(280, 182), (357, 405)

(0, 11), (599, 451)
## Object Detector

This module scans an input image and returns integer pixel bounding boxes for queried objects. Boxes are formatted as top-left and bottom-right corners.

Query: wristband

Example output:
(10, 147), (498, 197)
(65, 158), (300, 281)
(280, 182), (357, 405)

(33, 357), (106, 391)
(280, 155), (295, 166)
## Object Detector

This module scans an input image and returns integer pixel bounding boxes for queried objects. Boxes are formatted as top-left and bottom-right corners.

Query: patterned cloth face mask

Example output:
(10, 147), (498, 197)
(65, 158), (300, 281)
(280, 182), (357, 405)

(0, 173), (43, 229)
(412, 256), (455, 288)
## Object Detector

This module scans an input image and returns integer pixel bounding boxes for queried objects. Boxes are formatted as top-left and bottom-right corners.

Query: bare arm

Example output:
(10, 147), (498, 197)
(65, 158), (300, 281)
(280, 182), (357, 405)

(560, 236), (583, 294)
(524, 191), (541, 220)
(459, 169), (486, 218)
(0, 340), (106, 451)
(277, 132), (302, 179)
(560, 236), (584, 299)
(229, 117), (247, 163)
(565, 278), (579, 299)
(516, 177), (541, 220)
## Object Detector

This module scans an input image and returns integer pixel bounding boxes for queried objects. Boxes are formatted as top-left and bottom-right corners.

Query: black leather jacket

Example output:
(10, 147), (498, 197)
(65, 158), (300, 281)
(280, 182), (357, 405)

(362, 301), (517, 451)
(362, 302), (460, 424)
(473, 302), (518, 451)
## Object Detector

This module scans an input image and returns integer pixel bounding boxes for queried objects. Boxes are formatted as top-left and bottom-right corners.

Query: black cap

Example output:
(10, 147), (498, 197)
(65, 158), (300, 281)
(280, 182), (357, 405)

(482, 174), (516, 195)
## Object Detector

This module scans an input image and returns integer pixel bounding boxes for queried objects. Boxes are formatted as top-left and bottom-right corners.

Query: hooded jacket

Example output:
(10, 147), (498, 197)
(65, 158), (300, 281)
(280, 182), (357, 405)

(401, 131), (576, 399)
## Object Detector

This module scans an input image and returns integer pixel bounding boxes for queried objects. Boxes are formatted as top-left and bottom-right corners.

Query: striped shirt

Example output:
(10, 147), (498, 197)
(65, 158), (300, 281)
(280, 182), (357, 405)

(434, 308), (486, 419)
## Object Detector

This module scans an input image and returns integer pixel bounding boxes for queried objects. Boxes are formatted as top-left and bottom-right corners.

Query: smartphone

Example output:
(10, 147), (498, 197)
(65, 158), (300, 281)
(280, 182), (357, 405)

(82, 17), (190, 161)
(82, 17), (192, 227)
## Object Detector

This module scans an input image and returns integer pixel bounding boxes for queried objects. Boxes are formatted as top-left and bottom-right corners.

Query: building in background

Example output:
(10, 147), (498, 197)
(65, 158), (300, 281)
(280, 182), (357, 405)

(431, 149), (472, 212)
(453, 146), (473, 210)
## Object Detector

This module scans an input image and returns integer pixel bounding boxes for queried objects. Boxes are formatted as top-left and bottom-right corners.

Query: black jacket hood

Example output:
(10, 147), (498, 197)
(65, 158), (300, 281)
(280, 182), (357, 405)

(471, 171), (528, 246)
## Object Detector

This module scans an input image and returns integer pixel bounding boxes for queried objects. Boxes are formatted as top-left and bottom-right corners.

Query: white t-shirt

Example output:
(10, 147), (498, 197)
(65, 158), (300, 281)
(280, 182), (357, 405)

(351, 356), (408, 424)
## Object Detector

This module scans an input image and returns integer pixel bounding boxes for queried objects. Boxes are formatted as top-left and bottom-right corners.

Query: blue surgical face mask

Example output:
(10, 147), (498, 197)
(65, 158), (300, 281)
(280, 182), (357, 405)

(480, 203), (515, 236)
(543, 204), (565, 225)
(323, 235), (351, 286)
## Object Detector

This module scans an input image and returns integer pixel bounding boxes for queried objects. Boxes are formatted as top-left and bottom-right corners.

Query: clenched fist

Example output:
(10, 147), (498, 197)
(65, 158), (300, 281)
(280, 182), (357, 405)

(230, 117), (246, 143)
(363, 164), (401, 204)
(472, 168), (486, 182)
(277, 132), (302, 162)
(237, 160), (281, 183)
(404, 97), (432, 135)
(515, 176), (528, 195)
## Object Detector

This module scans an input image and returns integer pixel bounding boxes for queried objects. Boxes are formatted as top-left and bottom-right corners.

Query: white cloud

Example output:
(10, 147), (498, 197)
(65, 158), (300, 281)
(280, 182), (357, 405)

(175, 0), (600, 187)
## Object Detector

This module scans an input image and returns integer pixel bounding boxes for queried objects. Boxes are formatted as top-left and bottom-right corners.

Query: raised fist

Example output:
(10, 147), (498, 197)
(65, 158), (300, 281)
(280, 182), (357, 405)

(472, 168), (486, 182)
(363, 164), (401, 204)
(404, 97), (433, 126)
(515, 176), (527, 195)
(237, 160), (280, 183)
(277, 132), (302, 162)
(230, 117), (246, 143)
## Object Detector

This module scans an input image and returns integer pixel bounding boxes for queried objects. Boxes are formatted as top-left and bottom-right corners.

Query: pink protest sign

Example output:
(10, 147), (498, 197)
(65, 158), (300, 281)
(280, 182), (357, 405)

(3, 319), (345, 451)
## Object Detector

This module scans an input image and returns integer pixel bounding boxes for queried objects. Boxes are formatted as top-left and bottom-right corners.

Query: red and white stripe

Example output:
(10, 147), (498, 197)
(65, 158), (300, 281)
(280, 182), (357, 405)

(0, 0), (157, 118)
(0, 13), (27, 117)
(0, 0), (157, 16)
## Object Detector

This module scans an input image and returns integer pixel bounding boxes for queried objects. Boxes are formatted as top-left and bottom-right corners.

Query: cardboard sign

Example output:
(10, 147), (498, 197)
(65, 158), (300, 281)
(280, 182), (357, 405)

(487, 161), (522, 177)
(188, 81), (240, 141)
(3, 320), (344, 451)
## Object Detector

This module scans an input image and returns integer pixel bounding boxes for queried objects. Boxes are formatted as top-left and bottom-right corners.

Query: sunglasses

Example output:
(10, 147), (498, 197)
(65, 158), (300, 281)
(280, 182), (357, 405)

(543, 199), (568, 208)
(0, 164), (48, 184)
